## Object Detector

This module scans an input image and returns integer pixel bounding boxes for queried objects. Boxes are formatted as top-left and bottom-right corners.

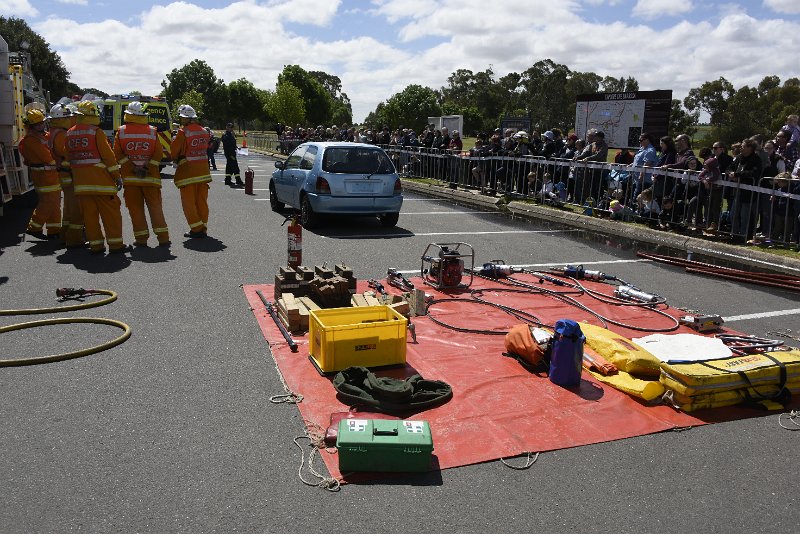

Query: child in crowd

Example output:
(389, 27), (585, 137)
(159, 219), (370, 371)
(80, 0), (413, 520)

(637, 187), (660, 219)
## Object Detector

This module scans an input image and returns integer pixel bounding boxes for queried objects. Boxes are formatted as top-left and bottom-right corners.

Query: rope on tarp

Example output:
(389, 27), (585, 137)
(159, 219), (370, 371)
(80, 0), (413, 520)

(500, 451), (540, 470)
(778, 410), (800, 431)
(293, 421), (340, 491)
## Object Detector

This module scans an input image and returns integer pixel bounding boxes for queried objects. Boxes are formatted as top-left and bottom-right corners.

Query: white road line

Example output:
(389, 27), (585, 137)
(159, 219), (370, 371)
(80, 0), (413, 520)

(320, 229), (579, 239)
(401, 211), (500, 215)
(692, 246), (800, 273)
(724, 308), (800, 322)
(402, 198), (447, 201)
(391, 258), (651, 274)
(254, 198), (270, 201)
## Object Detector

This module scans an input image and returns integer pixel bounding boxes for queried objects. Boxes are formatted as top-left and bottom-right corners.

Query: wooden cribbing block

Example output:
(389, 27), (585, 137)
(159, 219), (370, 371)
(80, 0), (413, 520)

(363, 293), (381, 307)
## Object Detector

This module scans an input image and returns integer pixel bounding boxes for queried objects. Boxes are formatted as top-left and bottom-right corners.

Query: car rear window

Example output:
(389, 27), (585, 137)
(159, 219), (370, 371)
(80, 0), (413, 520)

(322, 147), (394, 174)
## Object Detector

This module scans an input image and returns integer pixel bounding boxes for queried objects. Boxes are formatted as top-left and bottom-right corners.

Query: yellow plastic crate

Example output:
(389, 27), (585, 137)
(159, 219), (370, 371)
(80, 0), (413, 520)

(309, 305), (408, 373)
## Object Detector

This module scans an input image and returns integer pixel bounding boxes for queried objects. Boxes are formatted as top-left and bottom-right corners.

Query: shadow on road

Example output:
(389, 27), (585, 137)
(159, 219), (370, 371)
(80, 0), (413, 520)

(181, 236), (227, 252)
(56, 248), (132, 273)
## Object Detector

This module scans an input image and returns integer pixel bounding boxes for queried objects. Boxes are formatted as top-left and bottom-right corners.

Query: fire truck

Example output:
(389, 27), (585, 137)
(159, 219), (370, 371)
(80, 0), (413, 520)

(0, 34), (49, 215)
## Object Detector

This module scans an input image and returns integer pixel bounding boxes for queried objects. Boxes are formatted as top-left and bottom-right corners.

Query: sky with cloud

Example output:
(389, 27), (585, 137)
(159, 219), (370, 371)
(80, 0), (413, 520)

(3, 0), (799, 123)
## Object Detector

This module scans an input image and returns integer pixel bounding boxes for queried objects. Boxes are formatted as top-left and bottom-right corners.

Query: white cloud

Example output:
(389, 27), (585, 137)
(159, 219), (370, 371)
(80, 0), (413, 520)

(56, 0), (89, 6)
(763, 0), (800, 14)
(0, 0), (38, 18)
(632, 0), (694, 21)
(31, 1), (800, 124)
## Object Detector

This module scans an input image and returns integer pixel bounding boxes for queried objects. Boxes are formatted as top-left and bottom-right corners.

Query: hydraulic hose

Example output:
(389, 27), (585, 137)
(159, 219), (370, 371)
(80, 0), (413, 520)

(0, 289), (131, 367)
(0, 317), (131, 367)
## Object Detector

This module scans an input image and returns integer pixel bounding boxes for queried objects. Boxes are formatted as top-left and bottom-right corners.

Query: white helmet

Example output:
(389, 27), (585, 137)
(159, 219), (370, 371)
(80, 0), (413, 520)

(48, 103), (75, 119)
(124, 101), (147, 116)
(178, 104), (197, 118)
(24, 102), (47, 114)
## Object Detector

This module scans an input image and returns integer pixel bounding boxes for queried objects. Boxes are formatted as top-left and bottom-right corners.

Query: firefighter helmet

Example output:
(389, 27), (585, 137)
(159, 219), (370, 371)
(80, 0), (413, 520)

(178, 104), (197, 118)
(77, 100), (100, 116)
(48, 103), (75, 119)
(125, 101), (147, 116)
(24, 108), (47, 125)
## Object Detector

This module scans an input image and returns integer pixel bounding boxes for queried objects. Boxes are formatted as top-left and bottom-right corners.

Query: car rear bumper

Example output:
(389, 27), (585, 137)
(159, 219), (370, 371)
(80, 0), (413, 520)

(307, 193), (403, 214)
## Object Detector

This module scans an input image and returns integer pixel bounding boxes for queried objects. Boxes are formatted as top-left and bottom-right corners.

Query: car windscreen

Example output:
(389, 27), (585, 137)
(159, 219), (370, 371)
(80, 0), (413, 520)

(322, 147), (394, 174)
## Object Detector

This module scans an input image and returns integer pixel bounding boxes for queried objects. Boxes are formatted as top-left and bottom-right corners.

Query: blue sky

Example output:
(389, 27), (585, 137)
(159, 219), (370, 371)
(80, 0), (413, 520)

(4, 0), (799, 122)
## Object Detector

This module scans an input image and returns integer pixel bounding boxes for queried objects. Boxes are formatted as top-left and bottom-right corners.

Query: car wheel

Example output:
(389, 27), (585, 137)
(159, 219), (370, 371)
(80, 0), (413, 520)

(300, 195), (318, 229)
(379, 212), (399, 227)
(269, 181), (284, 212)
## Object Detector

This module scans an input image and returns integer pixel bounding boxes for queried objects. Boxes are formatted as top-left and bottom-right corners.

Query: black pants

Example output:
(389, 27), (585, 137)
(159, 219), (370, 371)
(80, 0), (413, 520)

(225, 153), (241, 182)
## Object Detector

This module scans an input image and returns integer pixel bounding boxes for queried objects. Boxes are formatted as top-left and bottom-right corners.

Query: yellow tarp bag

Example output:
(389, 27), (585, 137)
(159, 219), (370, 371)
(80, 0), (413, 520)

(588, 369), (665, 402)
(660, 349), (800, 397)
(662, 378), (800, 412)
(580, 322), (661, 377)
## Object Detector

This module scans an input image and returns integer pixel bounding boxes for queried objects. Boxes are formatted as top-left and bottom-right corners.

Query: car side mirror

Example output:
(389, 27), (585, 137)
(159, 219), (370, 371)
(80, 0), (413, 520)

(274, 161), (285, 170)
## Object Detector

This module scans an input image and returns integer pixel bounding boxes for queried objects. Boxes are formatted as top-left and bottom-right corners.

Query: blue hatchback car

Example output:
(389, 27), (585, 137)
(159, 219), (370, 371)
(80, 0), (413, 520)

(270, 142), (403, 229)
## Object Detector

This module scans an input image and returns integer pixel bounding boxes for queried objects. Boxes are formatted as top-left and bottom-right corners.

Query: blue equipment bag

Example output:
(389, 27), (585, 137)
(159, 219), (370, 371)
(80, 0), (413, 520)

(549, 319), (585, 386)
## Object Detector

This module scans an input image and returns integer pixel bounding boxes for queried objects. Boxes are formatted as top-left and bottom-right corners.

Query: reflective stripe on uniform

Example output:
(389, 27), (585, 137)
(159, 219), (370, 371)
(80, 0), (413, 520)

(185, 155), (207, 162)
(89, 239), (105, 246)
(174, 174), (211, 188)
(133, 229), (149, 237)
(36, 184), (62, 194)
(118, 156), (130, 165)
(107, 237), (123, 244)
(107, 164), (120, 172)
(153, 226), (168, 234)
(189, 221), (204, 229)
(28, 220), (43, 229)
(122, 177), (161, 186)
(74, 184), (118, 194)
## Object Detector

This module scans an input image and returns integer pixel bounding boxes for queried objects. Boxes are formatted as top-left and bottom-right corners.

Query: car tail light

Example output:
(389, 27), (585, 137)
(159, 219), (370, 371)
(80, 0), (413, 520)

(316, 176), (331, 194)
(394, 178), (402, 193)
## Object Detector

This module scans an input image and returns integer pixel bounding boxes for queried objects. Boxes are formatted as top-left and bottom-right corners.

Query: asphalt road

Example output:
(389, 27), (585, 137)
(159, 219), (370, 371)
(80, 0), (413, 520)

(1, 152), (798, 533)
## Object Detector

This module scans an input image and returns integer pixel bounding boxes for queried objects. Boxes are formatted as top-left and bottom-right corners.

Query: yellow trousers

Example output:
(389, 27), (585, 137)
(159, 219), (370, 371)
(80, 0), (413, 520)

(61, 184), (85, 247)
(124, 186), (170, 244)
(28, 190), (62, 236)
(78, 195), (124, 252)
(179, 182), (209, 233)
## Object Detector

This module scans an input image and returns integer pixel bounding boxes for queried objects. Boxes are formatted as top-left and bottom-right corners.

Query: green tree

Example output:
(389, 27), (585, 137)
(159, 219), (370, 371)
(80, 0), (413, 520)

(683, 77), (735, 127)
(0, 16), (72, 97)
(278, 65), (332, 125)
(668, 99), (699, 138)
(519, 60), (572, 131)
(161, 60), (227, 124)
(381, 84), (441, 132)
(309, 70), (353, 126)
(266, 82), (305, 126)
(600, 76), (639, 93)
(227, 78), (261, 131)
(171, 89), (205, 124)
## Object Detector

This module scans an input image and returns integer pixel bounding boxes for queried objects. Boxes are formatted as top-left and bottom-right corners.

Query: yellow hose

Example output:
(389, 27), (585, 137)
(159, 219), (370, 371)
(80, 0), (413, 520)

(0, 289), (117, 316)
(0, 290), (131, 367)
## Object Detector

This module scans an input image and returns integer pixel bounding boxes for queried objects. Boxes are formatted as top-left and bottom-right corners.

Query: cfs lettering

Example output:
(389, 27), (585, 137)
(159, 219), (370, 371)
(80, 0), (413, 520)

(125, 141), (152, 152)
(190, 138), (207, 147)
(67, 137), (89, 149)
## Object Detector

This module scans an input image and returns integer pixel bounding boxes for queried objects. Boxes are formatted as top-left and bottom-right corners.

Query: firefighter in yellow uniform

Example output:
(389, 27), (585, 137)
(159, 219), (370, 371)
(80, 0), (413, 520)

(48, 102), (85, 248)
(170, 104), (211, 238)
(18, 106), (62, 240)
(114, 101), (170, 247)
(65, 100), (129, 254)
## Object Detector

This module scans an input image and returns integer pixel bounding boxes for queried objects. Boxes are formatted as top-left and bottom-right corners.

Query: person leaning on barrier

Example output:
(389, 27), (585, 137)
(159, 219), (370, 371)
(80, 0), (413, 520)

(729, 138), (763, 243)
(170, 104), (212, 239)
(775, 130), (797, 173)
(630, 132), (658, 204)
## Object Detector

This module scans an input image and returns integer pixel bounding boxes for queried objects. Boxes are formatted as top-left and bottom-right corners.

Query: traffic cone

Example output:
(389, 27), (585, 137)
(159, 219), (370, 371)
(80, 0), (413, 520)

(242, 131), (248, 148)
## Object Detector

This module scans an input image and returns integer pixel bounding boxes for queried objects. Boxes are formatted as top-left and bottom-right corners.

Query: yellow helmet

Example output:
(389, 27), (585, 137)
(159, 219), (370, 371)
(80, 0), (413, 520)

(24, 108), (47, 125)
(77, 100), (100, 117)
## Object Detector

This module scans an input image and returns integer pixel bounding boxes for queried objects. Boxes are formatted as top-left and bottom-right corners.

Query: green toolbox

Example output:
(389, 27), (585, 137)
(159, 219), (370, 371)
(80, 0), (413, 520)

(336, 419), (434, 473)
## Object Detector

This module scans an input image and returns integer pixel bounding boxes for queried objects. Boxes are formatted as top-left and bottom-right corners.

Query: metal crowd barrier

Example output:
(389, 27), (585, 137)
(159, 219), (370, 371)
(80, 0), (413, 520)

(380, 144), (800, 248)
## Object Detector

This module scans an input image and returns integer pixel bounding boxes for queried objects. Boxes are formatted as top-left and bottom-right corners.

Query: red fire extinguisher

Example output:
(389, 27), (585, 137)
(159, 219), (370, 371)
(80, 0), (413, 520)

(244, 167), (254, 195)
(284, 214), (302, 268)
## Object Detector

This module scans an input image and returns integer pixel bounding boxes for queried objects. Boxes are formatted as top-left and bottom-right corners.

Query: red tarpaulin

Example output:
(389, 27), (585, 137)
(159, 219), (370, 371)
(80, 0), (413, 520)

(243, 275), (781, 481)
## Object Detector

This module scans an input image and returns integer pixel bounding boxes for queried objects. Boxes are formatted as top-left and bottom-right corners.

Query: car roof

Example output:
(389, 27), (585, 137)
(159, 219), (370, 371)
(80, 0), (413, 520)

(298, 142), (386, 150)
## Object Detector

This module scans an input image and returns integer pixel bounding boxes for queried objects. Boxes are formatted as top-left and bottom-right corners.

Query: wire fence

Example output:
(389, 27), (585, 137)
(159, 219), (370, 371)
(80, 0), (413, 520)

(247, 136), (800, 249)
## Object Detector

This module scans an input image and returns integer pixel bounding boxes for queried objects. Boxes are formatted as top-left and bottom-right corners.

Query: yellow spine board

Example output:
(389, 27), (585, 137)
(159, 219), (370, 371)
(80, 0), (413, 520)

(588, 369), (665, 402)
(659, 349), (800, 397)
(580, 322), (662, 377)
(663, 380), (800, 412)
